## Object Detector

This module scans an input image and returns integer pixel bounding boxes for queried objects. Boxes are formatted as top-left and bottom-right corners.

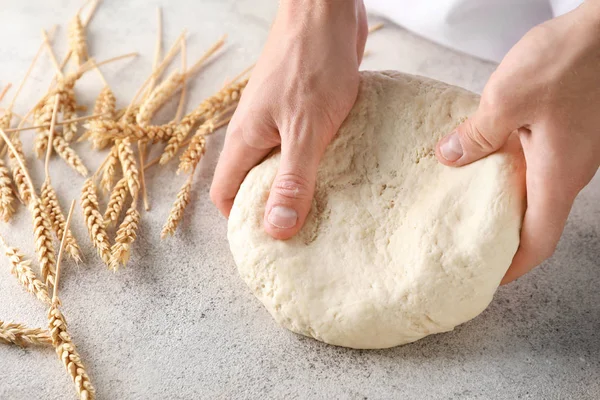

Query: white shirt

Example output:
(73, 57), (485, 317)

(364, 0), (584, 62)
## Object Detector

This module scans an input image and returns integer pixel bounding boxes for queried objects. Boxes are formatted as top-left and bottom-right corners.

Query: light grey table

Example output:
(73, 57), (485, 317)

(0, 1), (598, 399)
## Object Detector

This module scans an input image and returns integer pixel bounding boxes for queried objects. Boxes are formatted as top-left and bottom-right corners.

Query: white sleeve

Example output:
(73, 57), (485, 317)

(549, 0), (584, 15)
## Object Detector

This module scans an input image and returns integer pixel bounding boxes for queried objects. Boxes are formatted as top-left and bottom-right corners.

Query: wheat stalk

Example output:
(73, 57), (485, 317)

(68, 14), (89, 67)
(2, 243), (51, 305)
(110, 200), (140, 271)
(0, 321), (52, 347)
(53, 135), (89, 177)
(100, 144), (119, 193)
(136, 70), (183, 126)
(161, 173), (193, 238)
(48, 305), (96, 399)
(81, 178), (112, 266)
(8, 136), (33, 206)
(117, 138), (140, 197)
(31, 196), (57, 286)
(41, 181), (82, 262)
(103, 177), (128, 227)
(0, 159), (15, 222)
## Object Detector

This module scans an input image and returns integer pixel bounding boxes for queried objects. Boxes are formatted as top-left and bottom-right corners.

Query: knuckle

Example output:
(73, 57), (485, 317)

(271, 173), (313, 202)
(462, 121), (497, 153)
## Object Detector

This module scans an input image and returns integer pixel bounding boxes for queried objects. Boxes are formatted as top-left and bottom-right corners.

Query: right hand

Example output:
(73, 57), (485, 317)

(211, 0), (368, 239)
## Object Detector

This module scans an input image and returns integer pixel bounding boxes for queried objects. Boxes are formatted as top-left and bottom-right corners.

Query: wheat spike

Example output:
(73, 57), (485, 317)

(0, 159), (15, 221)
(0, 111), (12, 130)
(68, 14), (89, 67)
(103, 177), (128, 226)
(110, 201), (140, 271)
(178, 118), (221, 174)
(159, 118), (197, 165)
(86, 119), (177, 143)
(31, 197), (57, 286)
(41, 181), (82, 262)
(0, 320), (52, 347)
(33, 95), (55, 158)
(48, 305), (96, 400)
(136, 70), (184, 126)
(81, 178), (112, 266)
(117, 138), (140, 196)
(61, 88), (78, 142)
(88, 86), (116, 150)
(3, 245), (51, 304)
(8, 136), (33, 206)
(161, 174), (192, 238)
(100, 145), (119, 193)
(53, 135), (89, 176)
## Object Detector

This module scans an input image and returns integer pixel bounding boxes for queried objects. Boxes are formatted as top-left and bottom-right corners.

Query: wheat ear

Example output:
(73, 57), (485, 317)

(48, 305), (96, 399)
(0, 321), (52, 347)
(41, 182), (82, 263)
(31, 197), (57, 287)
(1, 240), (51, 305)
(0, 159), (15, 222)
(81, 178), (112, 266)
(100, 144), (119, 193)
(136, 70), (184, 126)
(33, 95), (55, 158)
(8, 136), (33, 206)
(68, 14), (89, 67)
(161, 173), (193, 238)
(61, 88), (79, 142)
(117, 138), (140, 197)
(110, 200), (140, 271)
(53, 135), (89, 176)
(103, 177), (128, 227)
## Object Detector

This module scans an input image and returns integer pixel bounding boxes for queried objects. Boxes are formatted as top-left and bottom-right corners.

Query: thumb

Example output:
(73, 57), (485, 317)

(264, 133), (327, 240)
(435, 107), (518, 167)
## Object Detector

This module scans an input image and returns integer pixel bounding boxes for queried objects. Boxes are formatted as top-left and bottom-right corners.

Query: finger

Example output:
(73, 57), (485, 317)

(263, 127), (328, 240)
(501, 149), (576, 284)
(210, 120), (277, 217)
(436, 89), (522, 167)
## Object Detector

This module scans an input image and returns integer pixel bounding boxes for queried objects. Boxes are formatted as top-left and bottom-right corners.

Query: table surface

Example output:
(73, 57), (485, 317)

(1, 1), (599, 399)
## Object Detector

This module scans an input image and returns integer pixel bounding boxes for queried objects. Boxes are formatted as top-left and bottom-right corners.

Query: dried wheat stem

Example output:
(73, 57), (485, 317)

(44, 95), (60, 179)
(52, 200), (75, 300)
(1, 321), (52, 347)
(4, 112), (111, 134)
(42, 29), (63, 78)
(81, 178), (112, 266)
(0, 159), (15, 222)
(368, 22), (384, 34)
(41, 182), (82, 263)
(173, 36), (187, 123)
(0, 84), (11, 103)
(103, 177), (128, 226)
(184, 34), (227, 79)
(110, 199), (140, 271)
(69, 14), (89, 67)
(53, 136), (89, 177)
(117, 138), (140, 197)
(161, 173), (193, 239)
(147, 7), (163, 95)
(0, 237), (51, 304)
(8, 137), (33, 206)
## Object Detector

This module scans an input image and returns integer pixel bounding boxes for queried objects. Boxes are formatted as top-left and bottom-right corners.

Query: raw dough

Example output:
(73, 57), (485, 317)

(228, 71), (525, 349)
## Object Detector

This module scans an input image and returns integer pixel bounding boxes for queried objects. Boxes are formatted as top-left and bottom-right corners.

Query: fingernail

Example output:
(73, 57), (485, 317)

(268, 206), (298, 229)
(440, 132), (463, 162)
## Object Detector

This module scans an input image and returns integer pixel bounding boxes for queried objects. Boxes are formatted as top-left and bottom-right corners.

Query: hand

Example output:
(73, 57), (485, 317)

(211, 0), (367, 239)
(435, 2), (600, 284)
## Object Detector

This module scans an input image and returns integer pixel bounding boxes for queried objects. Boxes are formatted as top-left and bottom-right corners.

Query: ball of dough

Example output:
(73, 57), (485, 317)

(228, 71), (525, 349)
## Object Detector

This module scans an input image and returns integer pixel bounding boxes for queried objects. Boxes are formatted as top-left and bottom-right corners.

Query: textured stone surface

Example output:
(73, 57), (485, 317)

(0, 1), (598, 399)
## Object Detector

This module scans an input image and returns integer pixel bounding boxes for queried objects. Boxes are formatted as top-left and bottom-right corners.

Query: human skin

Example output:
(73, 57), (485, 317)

(211, 0), (600, 284)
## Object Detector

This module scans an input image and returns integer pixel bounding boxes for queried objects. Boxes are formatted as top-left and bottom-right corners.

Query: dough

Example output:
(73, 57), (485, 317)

(228, 71), (525, 349)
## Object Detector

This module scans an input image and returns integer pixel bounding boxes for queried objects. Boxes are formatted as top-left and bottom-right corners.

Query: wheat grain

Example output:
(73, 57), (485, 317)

(137, 70), (183, 126)
(0, 321), (52, 347)
(81, 178), (112, 266)
(53, 136), (89, 177)
(161, 174), (193, 238)
(103, 177), (128, 227)
(3, 245), (51, 304)
(68, 14), (89, 67)
(7, 136), (33, 206)
(110, 201), (140, 271)
(117, 138), (140, 197)
(48, 305), (96, 399)
(100, 145), (119, 194)
(41, 181), (82, 262)
(0, 159), (15, 222)
(31, 197), (57, 286)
